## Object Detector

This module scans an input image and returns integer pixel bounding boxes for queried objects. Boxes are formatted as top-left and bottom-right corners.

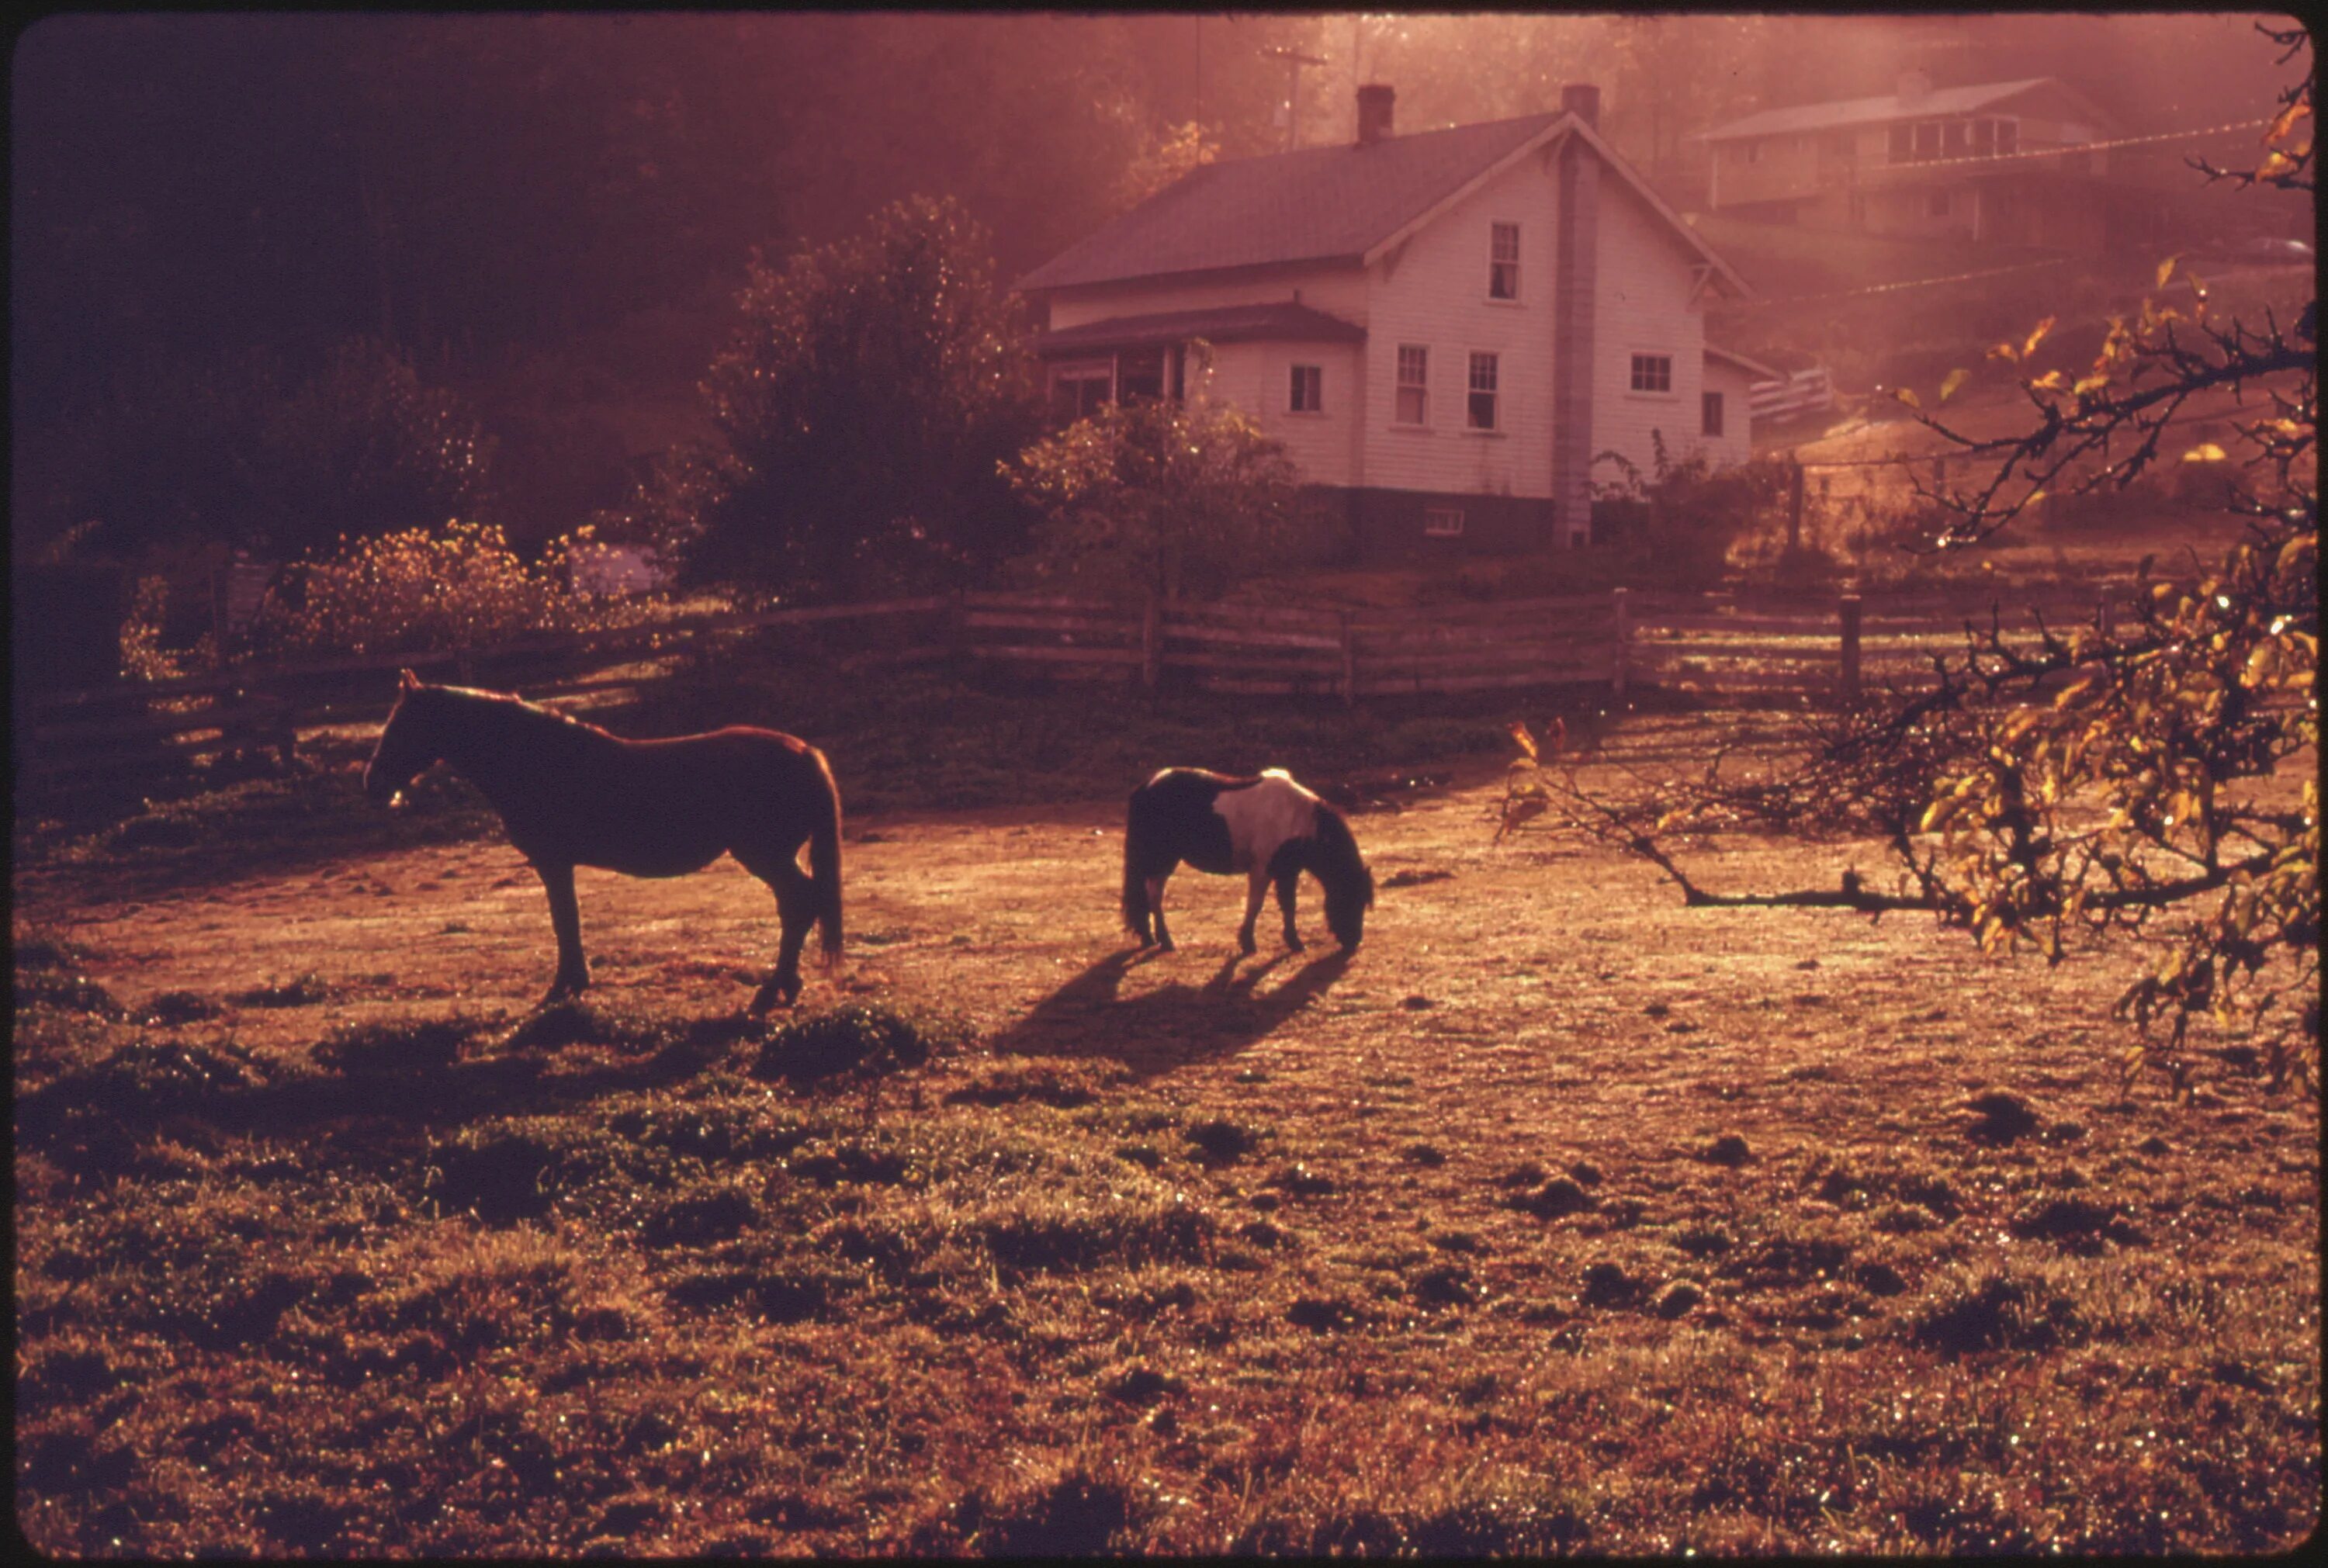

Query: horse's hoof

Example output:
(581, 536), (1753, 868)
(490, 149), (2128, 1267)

(1238, 934), (1258, 957)
(1156, 937), (1175, 953)
(1286, 936), (1306, 953)
(749, 977), (802, 1015)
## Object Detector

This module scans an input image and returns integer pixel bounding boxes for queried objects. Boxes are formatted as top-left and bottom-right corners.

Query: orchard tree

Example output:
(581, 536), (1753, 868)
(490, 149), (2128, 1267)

(1533, 27), (2317, 1099)
(1002, 357), (1303, 603)
(684, 196), (1041, 599)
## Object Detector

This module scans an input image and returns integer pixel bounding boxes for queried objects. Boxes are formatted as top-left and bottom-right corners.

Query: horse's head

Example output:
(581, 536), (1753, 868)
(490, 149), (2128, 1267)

(1317, 809), (1376, 953)
(365, 670), (442, 807)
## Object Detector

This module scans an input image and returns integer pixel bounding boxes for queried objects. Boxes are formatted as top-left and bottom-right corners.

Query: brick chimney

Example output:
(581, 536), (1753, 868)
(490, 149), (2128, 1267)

(1356, 83), (1395, 146)
(1560, 81), (1600, 130)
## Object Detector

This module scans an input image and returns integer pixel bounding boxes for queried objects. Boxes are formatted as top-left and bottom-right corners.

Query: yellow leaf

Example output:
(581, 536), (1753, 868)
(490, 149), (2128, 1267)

(2257, 149), (2296, 179)
(2265, 101), (2309, 145)
(1939, 368), (1969, 403)
(1507, 720), (1538, 761)
(1986, 341), (2021, 363)
(2022, 316), (2056, 360)
(1893, 386), (1922, 410)
(2029, 369), (2067, 392)
(2072, 373), (2110, 397)
(2181, 442), (2228, 462)
(2156, 254), (2178, 289)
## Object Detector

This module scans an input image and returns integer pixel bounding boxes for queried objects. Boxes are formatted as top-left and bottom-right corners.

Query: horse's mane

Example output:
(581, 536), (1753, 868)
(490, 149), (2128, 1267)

(422, 683), (612, 746)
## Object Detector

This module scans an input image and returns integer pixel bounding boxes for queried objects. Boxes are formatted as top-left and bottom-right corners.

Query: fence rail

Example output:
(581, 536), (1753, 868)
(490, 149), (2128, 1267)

(17, 583), (2127, 801)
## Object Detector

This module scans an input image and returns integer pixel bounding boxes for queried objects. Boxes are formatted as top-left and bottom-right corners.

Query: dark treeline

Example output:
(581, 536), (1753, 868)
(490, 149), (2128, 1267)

(12, 11), (2293, 559)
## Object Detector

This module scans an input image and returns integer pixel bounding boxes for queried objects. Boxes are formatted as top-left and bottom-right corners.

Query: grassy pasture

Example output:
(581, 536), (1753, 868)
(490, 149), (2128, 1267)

(12, 702), (2317, 1556)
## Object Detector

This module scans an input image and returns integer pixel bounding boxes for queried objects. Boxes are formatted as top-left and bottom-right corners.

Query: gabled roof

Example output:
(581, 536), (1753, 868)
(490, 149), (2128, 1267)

(1016, 108), (1750, 301)
(1699, 76), (2116, 144)
(1034, 301), (1366, 359)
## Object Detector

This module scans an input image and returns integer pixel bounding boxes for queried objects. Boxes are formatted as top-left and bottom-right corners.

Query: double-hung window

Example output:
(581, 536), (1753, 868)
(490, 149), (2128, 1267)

(1395, 344), (1429, 424)
(1488, 222), (1520, 299)
(1290, 364), (1323, 414)
(1467, 352), (1500, 431)
(1629, 353), (1673, 394)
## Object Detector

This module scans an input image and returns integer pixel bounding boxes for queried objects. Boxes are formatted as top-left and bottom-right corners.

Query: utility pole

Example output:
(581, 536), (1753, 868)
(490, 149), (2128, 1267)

(1263, 45), (1328, 151)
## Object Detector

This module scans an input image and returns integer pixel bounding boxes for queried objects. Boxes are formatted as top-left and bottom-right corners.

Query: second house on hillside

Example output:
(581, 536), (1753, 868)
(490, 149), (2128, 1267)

(1015, 84), (1769, 562)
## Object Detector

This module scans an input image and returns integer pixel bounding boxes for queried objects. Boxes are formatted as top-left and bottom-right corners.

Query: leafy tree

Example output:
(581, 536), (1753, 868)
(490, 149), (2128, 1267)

(1002, 358), (1303, 603)
(680, 196), (1041, 600)
(1532, 29), (2317, 1099)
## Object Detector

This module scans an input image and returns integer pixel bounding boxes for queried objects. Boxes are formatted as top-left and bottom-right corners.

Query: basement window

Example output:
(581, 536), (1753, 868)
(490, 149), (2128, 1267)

(1423, 506), (1465, 538)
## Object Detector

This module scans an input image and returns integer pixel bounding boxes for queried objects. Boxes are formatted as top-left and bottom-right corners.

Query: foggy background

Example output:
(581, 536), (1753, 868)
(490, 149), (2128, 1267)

(12, 11), (2299, 557)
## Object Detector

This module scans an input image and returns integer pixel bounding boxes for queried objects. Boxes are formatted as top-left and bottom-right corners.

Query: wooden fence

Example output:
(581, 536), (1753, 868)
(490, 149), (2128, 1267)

(15, 583), (2120, 801)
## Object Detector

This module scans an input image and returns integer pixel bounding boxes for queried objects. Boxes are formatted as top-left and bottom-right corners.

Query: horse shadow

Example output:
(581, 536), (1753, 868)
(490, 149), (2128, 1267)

(989, 944), (1351, 1077)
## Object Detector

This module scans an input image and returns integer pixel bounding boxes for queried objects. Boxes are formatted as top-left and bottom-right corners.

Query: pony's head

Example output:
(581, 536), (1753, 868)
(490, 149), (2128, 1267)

(1314, 807), (1376, 952)
(364, 670), (442, 807)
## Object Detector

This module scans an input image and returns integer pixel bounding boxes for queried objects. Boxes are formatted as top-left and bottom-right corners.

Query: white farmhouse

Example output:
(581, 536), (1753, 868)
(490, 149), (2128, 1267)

(1016, 83), (1769, 561)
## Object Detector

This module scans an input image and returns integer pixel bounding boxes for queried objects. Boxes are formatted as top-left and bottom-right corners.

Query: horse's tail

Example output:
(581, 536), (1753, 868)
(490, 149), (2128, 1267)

(1121, 784), (1153, 936)
(809, 750), (844, 967)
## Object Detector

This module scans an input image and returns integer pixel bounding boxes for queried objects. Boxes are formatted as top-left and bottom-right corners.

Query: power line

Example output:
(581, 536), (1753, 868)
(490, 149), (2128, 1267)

(1862, 116), (2274, 175)
(1740, 255), (2080, 309)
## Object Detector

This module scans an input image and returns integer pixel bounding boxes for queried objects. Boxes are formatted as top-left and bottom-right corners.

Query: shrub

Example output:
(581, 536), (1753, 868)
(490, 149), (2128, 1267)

(1590, 433), (1789, 587)
(254, 518), (656, 659)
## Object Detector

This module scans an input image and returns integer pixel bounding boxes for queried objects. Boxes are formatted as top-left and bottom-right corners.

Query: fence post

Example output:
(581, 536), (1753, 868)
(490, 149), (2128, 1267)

(1786, 462), (1807, 553)
(1140, 590), (1161, 691)
(1338, 610), (1356, 708)
(1610, 586), (1631, 699)
(1839, 593), (1863, 702)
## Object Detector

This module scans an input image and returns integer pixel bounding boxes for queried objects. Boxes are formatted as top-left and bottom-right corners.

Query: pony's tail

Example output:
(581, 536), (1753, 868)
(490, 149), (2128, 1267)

(1121, 788), (1152, 937)
(810, 753), (844, 967)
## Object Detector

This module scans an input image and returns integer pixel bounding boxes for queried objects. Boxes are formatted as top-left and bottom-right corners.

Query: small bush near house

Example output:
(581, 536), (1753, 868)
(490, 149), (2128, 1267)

(1590, 435), (1789, 588)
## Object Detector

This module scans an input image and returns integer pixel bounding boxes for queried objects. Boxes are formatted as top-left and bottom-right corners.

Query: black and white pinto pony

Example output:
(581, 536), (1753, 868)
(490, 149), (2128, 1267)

(1121, 767), (1374, 955)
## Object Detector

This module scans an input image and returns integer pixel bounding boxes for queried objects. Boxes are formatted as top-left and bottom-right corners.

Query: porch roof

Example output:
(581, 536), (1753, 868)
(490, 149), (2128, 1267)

(1034, 301), (1367, 360)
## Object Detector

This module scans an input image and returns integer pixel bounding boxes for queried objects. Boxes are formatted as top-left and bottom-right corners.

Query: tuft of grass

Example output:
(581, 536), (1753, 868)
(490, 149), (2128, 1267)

(139, 989), (223, 1026)
(313, 1015), (483, 1073)
(1907, 1266), (2091, 1355)
(230, 971), (331, 1009)
(504, 996), (669, 1052)
(14, 969), (127, 1019)
(751, 1002), (958, 1085)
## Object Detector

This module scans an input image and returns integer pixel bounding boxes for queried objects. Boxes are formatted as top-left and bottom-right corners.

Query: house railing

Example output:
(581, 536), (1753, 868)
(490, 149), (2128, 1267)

(16, 583), (2131, 801)
(1749, 367), (1834, 422)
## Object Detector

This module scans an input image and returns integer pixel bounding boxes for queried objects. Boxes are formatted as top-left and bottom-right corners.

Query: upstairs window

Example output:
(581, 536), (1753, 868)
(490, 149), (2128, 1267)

(1702, 390), (1725, 438)
(1629, 353), (1673, 394)
(1888, 123), (1913, 163)
(1467, 352), (1500, 430)
(1488, 221), (1520, 299)
(1971, 118), (1997, 157)
(1943, 120), (1969, 157)
(1913, 121), (1942, 161)
(1395, 344), (1429, 424)
(1289, 363), (1323, 414)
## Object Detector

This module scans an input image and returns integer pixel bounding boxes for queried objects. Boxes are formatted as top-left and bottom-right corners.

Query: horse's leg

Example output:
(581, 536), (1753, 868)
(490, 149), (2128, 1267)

(1147, 871), (1175, 951)
(1236, 869), (1267, 956)
(535, 860), (590, 1002)
(1274, 865), (1305, 952)
(742, 854), (815, 1013)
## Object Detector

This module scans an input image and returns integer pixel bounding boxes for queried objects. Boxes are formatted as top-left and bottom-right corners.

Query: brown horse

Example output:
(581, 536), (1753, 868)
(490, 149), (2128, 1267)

(364, 670), (842, 1012)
